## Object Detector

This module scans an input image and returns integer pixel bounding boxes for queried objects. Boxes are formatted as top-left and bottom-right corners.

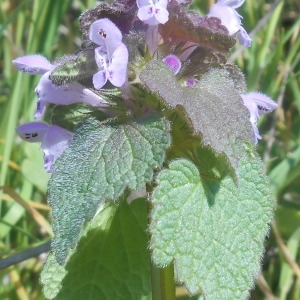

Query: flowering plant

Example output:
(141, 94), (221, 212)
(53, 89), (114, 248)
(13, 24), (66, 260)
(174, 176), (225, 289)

(13, 0), (277, 298)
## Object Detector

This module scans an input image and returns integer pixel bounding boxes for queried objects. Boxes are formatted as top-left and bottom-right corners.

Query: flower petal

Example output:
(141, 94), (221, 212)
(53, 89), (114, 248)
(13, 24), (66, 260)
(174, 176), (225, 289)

(89, 18), (122, 55)
(154, 6), (169, 24)
(208, 4), (241, 35)
(93, 70), (108, 90)
(94, 47), (108, 69)
(35, 100), (47, 120)
(108, 43), (128, 87)
(251, 122), (262, 144)
(137, 0), (152, 8)
(44, 155), (55, 173)
(36, 71), (108, 106)
(16, 122), (49, 142)
(183, 78), (196, 87)
(137, 5), (155, 21)
(238, 26), (252, 47)
(12, 55), (54, 75)
(217, 0), (245, 9)
(41, 125), (74, 172)
(243, 92), (278, 116)
(163, 54), (181, 74)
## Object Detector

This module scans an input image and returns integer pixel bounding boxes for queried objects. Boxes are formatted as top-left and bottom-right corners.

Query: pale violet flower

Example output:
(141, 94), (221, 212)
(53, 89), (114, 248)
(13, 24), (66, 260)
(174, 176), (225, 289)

(12, 54), (54, 75)
(162, 54), (181, 74)
(137, 0), (169, 25)
(241, 92), (278, 144)
(183, 78), (196, 87)
(13, 55), (108, 119)
(93, 43), (128, 89)
(16, 122), (74, 172)
(89, 18), (123, 57)
(35, 71), (109, 117)
(207, 0), (252, 47)
(89, 18), (129, 90)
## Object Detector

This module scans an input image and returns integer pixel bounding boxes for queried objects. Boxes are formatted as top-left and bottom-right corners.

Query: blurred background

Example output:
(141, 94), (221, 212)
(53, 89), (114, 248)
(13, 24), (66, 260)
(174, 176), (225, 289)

(0, 0), (299, 299)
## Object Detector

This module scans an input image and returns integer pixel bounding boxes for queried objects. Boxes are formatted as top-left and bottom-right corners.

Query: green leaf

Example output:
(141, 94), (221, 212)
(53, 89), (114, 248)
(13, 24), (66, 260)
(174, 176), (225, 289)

(40, 252), (68, 299)
(42, 199), (151, 300)
(150, 154), (274, 299)
(48, 114), (171, 265)
(50, 49), (97, 86)
(43, 102), (109, 132)
(140, 60), (253, 169)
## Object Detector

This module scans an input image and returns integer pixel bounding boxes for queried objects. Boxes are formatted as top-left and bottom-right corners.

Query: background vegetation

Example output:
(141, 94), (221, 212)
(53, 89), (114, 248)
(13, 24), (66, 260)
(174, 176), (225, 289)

(0, 0), (299, 299)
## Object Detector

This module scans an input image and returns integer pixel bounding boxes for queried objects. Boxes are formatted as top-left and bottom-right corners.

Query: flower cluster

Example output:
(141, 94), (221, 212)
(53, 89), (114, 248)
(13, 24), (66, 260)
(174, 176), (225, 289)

(13, 0), (277, 172)
(13, 54), (108, 171)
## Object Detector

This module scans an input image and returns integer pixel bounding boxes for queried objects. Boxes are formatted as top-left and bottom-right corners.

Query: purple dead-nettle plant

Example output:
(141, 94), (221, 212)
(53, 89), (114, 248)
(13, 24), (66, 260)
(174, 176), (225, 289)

(13, 0), (278, 299)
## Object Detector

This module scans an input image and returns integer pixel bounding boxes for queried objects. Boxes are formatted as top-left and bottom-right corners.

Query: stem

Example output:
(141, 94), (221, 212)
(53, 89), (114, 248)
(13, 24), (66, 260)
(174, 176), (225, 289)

(151, 263), (175, 300)
(147, 191), (175, 299)
(146, 25), (159, 56)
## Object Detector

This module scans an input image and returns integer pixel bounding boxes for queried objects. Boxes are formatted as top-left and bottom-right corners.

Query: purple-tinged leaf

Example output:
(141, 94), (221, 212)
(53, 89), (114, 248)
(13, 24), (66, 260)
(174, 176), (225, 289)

(140, 60), (253, 170)
(159, 0), (235, 53)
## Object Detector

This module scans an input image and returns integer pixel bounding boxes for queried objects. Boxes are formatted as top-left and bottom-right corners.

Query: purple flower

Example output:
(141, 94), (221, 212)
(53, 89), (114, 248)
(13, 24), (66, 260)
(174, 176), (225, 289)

(35, 71), (109, 119)
(207, 0), (252, 47)
(137, 0), (169, 25)
(162, 54), (181, 74)
(16, 122), (73, 172)
(183, 78), (196, 87)
(93, 43), (129, 89)
(13, 55), (108, 119)
(89, 18), (123, 57)
(12, 54), (54, 75)
(89, 18), (129, 90)
(241, 92), (278, 144)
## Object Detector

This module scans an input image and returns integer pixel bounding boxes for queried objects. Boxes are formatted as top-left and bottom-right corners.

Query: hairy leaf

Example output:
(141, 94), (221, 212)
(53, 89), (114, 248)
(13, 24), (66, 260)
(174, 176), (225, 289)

(150, 154), (274, 299)
(50, 49), (97, 86)
(40, 252), (68, 299)
(48, 114), (171, 264)
(140, 60), (253, 169)
(42, 199), (151, 300)
(160, 0), (235, 53)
